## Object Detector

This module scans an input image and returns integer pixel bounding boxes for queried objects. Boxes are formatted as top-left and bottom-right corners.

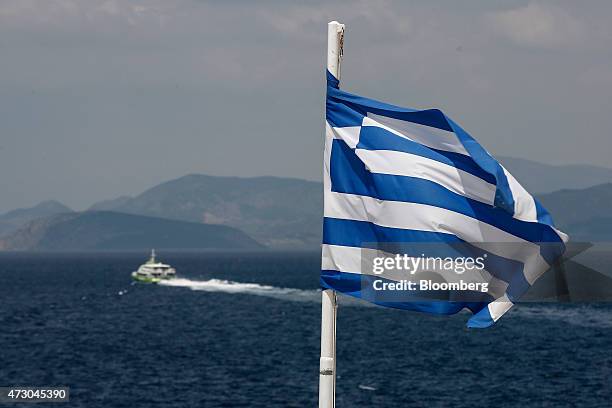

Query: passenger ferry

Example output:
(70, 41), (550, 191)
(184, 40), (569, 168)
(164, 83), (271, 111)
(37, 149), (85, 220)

(131, 249), (177, 283)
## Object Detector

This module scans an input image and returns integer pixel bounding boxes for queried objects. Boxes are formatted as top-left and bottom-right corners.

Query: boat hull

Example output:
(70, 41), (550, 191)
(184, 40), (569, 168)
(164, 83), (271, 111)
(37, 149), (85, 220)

(131, 271), (175, 284)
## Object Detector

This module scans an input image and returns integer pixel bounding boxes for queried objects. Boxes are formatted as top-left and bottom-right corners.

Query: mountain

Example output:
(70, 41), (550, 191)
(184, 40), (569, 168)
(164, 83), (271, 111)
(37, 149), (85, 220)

(0, 200), (73, 238)
(561, 218), (612, 242)
(536, 183), (612, 241)
(90, 175), (323, 248)
(0, 211), (262, 251)
(87, 167), (612, 247)
(88, 195), (132, 211)
(498, 156), (612, 194)
(10, 158), (607, 249)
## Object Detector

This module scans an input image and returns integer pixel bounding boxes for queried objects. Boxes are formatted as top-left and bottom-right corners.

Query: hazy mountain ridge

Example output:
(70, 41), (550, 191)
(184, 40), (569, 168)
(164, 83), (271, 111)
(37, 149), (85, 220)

(94, 174), (323, 248)
(0, 211), (262, 251)
(497, 156), (612, 194)
(563, 217), (612, 242)
(536, 183), (612, 241)
(88, 165), (612, 246)
(3, 157), (612, 251)
(88, 195), (133, 211)
(0, 200), (73, 238)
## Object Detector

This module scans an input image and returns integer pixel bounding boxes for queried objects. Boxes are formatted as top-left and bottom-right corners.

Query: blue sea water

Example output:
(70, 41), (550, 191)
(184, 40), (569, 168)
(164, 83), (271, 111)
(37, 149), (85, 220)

(1, 251), (611, 407)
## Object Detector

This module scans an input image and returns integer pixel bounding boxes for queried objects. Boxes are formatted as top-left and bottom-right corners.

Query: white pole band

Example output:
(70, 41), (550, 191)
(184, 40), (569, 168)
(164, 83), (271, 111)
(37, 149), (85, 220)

(327, 21), (345, 79)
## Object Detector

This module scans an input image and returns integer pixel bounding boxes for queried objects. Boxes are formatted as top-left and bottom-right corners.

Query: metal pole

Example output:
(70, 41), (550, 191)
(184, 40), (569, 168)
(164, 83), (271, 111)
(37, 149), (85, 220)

(319, 20), (344, 408)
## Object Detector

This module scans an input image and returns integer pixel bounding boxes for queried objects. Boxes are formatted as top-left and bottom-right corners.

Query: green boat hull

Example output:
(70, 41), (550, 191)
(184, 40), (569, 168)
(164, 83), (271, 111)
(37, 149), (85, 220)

(131, 272), (174, 284)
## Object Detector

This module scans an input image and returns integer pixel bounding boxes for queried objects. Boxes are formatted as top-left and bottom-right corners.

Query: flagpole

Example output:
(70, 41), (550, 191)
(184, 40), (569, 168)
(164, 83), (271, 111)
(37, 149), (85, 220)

(319, 20), (344, 408)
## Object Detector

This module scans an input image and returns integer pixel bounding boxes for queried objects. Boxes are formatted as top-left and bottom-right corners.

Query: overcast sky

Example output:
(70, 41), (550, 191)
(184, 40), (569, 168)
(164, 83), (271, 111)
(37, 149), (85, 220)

(1, 0), (612, 212)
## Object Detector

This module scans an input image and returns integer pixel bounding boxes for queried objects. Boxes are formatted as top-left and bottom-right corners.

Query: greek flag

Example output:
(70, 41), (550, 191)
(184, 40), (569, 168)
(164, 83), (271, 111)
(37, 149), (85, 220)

(321, 71), (568, 328)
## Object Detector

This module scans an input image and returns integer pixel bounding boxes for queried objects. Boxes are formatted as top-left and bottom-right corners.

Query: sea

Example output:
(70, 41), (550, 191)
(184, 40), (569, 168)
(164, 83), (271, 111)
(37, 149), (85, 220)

(1, 251), (611, 407)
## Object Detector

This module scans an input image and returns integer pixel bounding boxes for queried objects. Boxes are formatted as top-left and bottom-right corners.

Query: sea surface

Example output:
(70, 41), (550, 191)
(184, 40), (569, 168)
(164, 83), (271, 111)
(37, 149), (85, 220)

(1, 251), (611, 407)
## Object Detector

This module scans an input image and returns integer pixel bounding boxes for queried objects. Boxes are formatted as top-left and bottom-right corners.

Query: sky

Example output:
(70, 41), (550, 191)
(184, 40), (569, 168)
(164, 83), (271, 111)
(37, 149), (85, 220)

(1, 0), (612, 212)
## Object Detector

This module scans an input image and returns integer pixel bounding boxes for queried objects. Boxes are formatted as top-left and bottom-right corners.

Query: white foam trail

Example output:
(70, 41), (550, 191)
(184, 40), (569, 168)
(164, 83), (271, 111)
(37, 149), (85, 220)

(159, 278), (612, 327)
(158, 278), (320, 303)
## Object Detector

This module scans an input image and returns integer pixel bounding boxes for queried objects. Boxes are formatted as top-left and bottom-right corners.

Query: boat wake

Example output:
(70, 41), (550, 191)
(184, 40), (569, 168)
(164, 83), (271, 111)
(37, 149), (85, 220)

(158, 278), (320, 303)
(158, 279), (612, 327)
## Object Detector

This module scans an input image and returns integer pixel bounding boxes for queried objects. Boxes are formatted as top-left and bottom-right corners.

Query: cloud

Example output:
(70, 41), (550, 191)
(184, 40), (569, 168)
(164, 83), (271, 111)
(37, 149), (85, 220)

(486, 2), (585, 48)
(1, 0), (612, 213)
(0, 0), (180, 32)
(257, 0), (413, 40)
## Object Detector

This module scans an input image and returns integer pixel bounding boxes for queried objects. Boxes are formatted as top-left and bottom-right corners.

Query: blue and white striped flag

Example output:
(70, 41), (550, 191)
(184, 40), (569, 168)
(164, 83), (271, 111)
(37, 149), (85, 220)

(321, 71), (568, 328)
